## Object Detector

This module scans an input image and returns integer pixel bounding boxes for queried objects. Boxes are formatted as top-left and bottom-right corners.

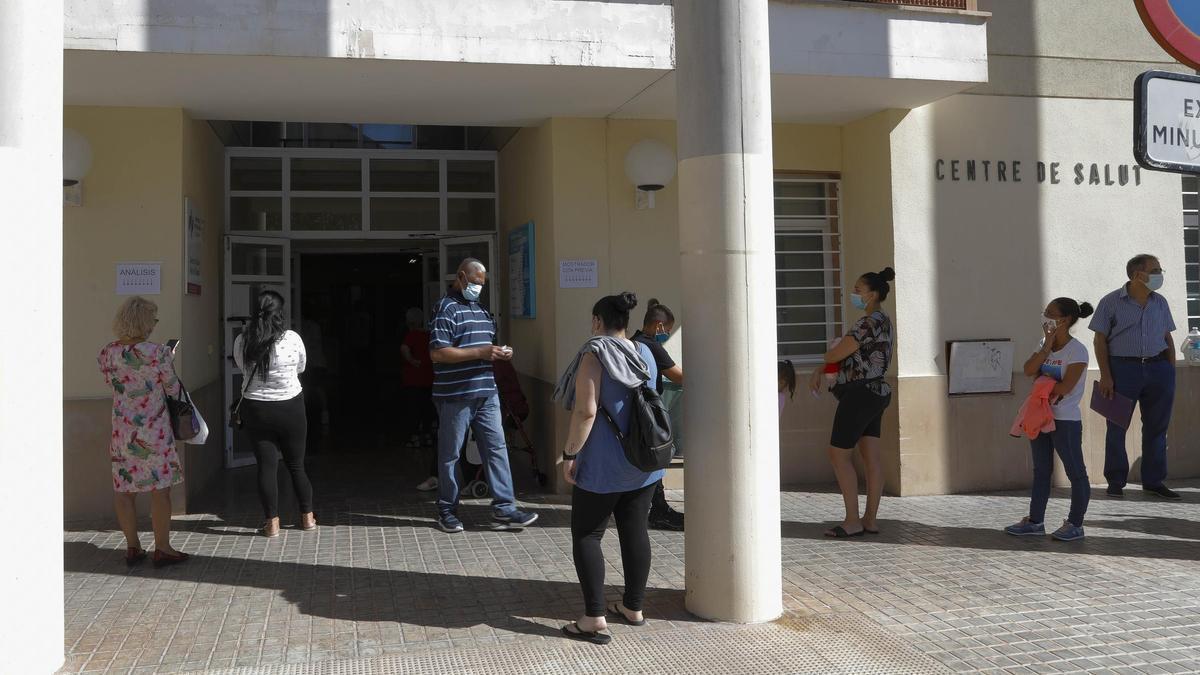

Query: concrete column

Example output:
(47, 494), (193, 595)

(675, 1), (782, 622)
(0, 1), (65, 672)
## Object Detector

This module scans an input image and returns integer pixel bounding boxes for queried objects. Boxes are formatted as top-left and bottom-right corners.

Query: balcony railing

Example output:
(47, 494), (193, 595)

(848, 0), (977, 10)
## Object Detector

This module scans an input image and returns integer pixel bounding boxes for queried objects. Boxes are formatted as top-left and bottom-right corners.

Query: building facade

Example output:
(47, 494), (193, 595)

(1, 0), (1196, 668)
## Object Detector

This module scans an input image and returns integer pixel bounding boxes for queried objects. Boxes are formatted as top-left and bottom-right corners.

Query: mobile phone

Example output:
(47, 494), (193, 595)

(165, 338), (180, 352)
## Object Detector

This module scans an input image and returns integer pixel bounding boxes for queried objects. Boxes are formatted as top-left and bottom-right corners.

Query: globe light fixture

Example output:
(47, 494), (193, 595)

(63, 128), (93, 187)
(624, 139), (676, 209)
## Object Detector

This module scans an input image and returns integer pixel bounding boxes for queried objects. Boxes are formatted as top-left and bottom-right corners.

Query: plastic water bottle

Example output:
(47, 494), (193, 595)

(1182, 328), (1200, 364)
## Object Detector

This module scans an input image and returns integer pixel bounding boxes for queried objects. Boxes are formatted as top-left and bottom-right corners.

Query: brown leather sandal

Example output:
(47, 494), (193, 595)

(151, 549), (189, 568)
(125, 547), (147, 567)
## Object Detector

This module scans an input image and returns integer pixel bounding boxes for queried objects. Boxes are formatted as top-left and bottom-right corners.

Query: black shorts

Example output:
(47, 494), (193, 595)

(830, 387), (891, 450)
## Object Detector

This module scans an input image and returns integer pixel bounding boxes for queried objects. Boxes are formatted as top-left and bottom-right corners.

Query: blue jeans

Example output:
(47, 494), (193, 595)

(435, 395), (516, 517)
(1105, 359), (1175, 489)
(1029, 420), (1090, 527)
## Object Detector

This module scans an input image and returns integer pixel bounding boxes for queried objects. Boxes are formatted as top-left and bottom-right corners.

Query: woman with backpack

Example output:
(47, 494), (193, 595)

(552, 292), (664, 645)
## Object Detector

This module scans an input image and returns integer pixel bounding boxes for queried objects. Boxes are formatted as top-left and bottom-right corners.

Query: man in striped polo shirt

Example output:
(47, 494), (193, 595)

(429, 258), (539, 533)
(1091, 254), (1180, 501)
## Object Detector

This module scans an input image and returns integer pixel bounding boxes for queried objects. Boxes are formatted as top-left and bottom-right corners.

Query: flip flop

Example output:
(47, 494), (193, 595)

(607, 602), (646, 626)
(824, 525), (865, 538)
(561, 622), (612, 645)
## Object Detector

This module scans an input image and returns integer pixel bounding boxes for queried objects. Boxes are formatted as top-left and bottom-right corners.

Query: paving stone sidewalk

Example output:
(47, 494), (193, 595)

(60, 476), (1200, 674)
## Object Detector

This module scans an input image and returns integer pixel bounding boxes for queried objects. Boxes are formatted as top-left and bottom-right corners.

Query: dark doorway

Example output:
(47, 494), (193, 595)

(297, 252), (424, 449)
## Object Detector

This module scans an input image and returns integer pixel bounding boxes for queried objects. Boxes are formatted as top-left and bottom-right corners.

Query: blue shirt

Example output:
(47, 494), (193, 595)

(575, 342), (666, 494)
(429, 291), (497, 400)
(1089, 285), (1176, 358)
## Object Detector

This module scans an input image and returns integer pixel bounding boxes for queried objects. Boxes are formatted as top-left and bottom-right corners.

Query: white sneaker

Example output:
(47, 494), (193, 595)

(416, 476), (439, 491)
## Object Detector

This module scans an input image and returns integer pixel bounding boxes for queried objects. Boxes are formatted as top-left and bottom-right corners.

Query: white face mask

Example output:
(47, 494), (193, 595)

(463, 282), (483, 301)
(1041, 314), (1060, 333)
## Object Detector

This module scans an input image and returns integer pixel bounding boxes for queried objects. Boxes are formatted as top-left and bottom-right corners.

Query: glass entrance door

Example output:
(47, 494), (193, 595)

(438, 235), (498, 317)
(223, 235), (291, 468)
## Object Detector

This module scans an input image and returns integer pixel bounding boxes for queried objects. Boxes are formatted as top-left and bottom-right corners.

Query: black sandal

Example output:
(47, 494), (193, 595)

(561, 622), (612, 645)
(607, 602), (646, 626)
(824, 525), (865, 538)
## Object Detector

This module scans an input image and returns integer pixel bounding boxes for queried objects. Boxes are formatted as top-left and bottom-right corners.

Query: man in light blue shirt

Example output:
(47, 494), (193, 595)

(1090, 254), (1179, 500)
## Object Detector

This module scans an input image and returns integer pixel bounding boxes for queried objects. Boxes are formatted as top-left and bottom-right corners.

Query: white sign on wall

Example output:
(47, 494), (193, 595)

(116, 262), (162, 295)
(1135, 70), (1200, 174)
(559, 259), (598, 289)
(185, 198), (203, 295)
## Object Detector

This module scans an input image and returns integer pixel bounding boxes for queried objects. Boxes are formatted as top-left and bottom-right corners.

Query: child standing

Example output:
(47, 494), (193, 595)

(1006, 297), (1094, 541)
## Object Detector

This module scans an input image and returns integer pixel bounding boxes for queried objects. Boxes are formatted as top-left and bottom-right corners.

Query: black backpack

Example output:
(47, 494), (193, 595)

(599, 382), (675, 471)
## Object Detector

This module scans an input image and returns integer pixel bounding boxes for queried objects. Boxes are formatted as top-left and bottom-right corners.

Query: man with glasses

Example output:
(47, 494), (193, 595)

(1091, 254), (1180, 500)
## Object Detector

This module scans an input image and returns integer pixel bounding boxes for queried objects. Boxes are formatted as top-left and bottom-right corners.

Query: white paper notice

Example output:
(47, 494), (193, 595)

(558, 259), (598, 289)
(116, 262), (162, 295)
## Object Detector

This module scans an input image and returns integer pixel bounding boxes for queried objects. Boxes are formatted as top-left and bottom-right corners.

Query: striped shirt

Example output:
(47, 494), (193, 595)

(1088, 285), (1176, 358)
(430, 291), (497, 400)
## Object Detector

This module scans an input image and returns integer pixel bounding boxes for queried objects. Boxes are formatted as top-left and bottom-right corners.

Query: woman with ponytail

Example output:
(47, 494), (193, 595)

(809, 267), (896, 538)
(233, 290), (315, 538)
(1005, 297), (1094, 542)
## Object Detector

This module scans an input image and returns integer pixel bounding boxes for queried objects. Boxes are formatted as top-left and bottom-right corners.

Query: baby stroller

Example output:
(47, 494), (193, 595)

(494, 360), (547, 487)
(459, 361), (546, 498)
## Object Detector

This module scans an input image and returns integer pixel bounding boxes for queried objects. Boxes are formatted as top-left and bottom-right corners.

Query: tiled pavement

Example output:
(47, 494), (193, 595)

(61, 453), (1200, 674)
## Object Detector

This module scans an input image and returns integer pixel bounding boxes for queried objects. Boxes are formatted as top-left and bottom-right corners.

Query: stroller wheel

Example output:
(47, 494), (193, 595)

(472, 481), (490, 498)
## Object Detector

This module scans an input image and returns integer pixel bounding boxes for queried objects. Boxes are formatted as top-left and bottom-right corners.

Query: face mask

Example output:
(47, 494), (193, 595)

(850, 293), (868, 311)
(463, 282), (483, 302)
(1146, 273), (1164, 291)
(654, 327), (669, 344)
(1041, 315), (1059, 333)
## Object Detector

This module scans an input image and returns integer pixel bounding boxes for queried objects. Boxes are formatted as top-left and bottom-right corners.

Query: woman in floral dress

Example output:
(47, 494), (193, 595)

(98, 296), (188, 567)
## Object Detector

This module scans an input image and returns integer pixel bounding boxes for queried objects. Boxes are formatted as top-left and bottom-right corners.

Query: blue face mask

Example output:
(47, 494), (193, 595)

(1146, 273), (1164, 292)
(463, 282), (483, 302)
(654, 327), (669, 344)
(850, 293), (868, 311)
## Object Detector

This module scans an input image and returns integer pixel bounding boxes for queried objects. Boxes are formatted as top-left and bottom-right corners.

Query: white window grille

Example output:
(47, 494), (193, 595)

(775, 175), (843, 363)
(1185, 175), (1199, 329)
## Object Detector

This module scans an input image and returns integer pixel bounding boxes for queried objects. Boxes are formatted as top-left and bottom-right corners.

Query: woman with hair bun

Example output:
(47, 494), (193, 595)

(1005, 297), (1094, 542)
(809, 267), (896, 538)
(552, 291), (664, 645)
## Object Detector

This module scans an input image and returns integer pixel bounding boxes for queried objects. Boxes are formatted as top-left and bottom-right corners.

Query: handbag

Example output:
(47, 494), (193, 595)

(228, 362), (259, 429)
(165, 379), (201, 442)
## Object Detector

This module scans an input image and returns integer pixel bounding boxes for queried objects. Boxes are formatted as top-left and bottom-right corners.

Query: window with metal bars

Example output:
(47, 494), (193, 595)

(775, 175), (843, 363)
(1184, 175), (1199, 329)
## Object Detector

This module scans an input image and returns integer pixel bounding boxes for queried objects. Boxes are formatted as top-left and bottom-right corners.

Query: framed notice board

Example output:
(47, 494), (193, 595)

(946, 339), (1015, 396)
(508, 221), (535, 319)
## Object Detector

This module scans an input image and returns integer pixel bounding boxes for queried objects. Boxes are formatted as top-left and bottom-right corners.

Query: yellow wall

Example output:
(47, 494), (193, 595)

(180, 115), (227, 389)
(63, 107), (184, 398)
(498, 118), (847, 491)
(62, 106), (226, 520)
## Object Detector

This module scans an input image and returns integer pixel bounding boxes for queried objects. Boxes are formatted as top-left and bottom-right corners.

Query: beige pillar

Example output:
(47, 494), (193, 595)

(0, 1), (65, 671)
(675, 0), (783, 622)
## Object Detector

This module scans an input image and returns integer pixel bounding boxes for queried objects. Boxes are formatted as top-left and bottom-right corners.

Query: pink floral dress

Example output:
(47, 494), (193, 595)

(98, 341), (184, 493)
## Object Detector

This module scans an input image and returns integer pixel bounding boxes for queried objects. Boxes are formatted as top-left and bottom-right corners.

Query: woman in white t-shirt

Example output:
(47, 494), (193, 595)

(233, 290), (315, 538)
(1005, 297), (1094, 542)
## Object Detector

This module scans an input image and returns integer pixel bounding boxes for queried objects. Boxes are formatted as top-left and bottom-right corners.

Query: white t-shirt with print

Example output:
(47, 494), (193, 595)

(234, 330), (306, 401)
(1037, 337), (1089, 421)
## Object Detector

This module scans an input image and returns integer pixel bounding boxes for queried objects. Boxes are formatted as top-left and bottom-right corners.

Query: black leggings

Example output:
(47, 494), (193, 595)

(242, 394), (313, 520)
(571, 483), (656, 617)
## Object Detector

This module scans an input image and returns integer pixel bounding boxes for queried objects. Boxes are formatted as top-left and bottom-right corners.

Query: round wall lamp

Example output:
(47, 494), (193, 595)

(624, 139), (676, 209)
(63, 128), (93, 187)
